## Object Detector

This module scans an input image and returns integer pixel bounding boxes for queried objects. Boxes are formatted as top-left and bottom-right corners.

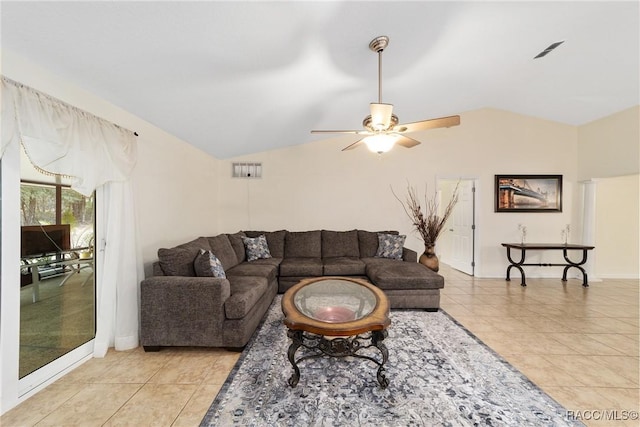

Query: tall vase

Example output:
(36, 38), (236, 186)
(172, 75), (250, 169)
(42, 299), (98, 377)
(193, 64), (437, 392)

(419, 244), (439, 272)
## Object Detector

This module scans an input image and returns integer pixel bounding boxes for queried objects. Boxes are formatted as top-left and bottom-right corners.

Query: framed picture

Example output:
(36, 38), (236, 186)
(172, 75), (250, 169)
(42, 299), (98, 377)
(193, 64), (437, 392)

(495, 174), (562, 212)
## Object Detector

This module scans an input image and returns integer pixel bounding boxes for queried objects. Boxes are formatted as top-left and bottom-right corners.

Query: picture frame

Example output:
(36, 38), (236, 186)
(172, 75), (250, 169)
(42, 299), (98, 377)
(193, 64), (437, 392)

(495, 174), (562, 212)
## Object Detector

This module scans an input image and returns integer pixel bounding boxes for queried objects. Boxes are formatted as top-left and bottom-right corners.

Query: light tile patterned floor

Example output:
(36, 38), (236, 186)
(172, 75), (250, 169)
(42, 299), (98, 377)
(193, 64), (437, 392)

(2, 265), (638, 426)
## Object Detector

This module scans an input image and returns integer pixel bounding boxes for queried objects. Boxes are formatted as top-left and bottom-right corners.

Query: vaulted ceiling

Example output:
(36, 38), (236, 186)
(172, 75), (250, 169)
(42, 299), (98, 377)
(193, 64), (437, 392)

(2, 1), (638, 159)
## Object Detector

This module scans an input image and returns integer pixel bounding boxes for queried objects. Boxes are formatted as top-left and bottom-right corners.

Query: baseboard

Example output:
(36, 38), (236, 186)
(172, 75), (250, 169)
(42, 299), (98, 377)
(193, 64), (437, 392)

(595, 273), (640, 280)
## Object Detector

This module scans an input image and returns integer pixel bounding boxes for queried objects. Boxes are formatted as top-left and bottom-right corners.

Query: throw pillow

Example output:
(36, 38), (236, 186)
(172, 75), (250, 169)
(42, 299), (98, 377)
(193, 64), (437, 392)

(242, 235), (272, 262)
(375, 233), (406, 260)
(194, 249), (226, 278)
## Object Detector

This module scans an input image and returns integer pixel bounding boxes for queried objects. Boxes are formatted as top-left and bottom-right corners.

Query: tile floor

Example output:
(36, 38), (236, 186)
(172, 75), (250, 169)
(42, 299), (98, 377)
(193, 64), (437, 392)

(1, 265), (638, 426)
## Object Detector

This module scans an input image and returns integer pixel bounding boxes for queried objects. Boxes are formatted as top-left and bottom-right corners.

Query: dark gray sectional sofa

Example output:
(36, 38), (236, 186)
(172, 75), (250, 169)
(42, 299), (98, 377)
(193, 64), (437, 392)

(140, 229), (444, 351)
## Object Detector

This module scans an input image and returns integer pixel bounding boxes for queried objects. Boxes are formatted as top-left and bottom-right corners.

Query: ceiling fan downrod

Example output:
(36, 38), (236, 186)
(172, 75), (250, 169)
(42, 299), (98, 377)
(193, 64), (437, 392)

(369, 36), (389, 104)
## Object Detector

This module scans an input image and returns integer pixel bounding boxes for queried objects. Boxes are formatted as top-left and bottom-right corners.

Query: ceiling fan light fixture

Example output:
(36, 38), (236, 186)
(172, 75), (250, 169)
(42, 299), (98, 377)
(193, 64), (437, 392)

(364, 133), (398, 154)
(370, 103), (394, 130)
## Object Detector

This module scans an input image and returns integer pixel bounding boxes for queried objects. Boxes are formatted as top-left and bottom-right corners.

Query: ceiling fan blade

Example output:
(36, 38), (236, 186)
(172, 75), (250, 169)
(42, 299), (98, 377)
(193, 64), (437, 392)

(395, 135), (422, 148)
(394, 115), (461, 133)
(311, 129), (362, 135)
(341, 138), (366, 151)
(370, 103), (394, 130)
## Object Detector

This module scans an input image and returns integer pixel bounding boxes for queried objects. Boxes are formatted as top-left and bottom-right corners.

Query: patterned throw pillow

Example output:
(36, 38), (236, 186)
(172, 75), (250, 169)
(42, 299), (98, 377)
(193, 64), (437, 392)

(375, 233), (406, 260)
(194, 249), (226, 278)
(242, 235), (272, 262)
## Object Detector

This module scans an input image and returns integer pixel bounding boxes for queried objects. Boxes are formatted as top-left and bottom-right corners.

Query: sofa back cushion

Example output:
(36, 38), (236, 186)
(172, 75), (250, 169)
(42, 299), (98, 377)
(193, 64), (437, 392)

(244, 230), (286, 258)
(358, 230), (399, 258)
(207, 234), (239, 271)
(226, 231), (247, 263)
(158, 236), (212, 276)
(321, 230), (360, 258)
(285, 230), (321, 258)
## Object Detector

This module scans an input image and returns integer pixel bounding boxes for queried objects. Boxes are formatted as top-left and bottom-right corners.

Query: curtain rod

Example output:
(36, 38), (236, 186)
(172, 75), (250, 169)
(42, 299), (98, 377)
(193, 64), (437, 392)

(2, 75), (139, 137)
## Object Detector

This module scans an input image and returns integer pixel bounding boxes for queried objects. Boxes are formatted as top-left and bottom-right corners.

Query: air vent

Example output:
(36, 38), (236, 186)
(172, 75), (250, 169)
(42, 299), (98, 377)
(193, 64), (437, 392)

(534, 41), (564, 59)
(232, 162), (262, 178)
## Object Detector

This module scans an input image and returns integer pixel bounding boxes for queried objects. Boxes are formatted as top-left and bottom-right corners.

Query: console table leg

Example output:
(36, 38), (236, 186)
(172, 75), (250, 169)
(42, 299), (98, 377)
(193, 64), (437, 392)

(563, 265), (589, 287)
(505, 247), (527, 286)
(582, 272), (589, 287)
(286, 330), (303, 387)
(507, 265), (526, 286)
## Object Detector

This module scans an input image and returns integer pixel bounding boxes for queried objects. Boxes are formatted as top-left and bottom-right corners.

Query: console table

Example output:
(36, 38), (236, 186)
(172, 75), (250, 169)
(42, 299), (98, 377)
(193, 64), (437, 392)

(501, 243), (595, 287)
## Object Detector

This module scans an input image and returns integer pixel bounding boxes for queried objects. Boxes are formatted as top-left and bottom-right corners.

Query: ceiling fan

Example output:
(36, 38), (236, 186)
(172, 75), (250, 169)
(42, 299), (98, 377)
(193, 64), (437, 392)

(311, 36), (460, 154)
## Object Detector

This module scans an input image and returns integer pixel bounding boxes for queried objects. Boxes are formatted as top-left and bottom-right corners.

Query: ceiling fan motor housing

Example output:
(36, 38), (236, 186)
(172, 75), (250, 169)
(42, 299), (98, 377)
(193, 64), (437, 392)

(363, 113), (398, 132)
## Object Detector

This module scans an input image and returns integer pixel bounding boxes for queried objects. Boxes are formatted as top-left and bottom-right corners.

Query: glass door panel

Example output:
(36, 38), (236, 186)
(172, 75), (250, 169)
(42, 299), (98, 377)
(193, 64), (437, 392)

(19, 181), (96, 378)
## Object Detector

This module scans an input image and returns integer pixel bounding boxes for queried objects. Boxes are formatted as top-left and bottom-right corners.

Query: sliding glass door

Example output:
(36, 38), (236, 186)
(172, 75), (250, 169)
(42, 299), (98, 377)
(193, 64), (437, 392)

(19, 163), (96, 378)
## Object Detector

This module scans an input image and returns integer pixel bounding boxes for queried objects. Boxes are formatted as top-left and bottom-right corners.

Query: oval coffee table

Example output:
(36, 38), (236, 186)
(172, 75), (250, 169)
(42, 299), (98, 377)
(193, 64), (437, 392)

(281, 276), (391, 388)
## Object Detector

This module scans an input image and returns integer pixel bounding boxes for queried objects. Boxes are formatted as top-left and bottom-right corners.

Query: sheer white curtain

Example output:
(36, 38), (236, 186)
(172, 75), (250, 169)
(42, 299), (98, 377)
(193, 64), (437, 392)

(1, 77), (142, 356)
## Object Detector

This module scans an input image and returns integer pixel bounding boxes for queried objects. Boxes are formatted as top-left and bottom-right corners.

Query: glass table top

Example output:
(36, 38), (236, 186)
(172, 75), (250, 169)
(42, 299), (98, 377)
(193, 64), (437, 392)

(293, 278), (377, 323)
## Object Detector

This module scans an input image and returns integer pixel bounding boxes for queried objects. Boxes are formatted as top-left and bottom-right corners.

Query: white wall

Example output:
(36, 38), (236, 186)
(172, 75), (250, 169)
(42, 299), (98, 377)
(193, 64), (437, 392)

(218, 108), (579, 278)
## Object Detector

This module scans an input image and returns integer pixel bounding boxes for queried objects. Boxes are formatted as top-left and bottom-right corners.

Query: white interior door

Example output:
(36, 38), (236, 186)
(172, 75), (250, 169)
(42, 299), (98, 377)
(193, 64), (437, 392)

(448, 180), (475, 275)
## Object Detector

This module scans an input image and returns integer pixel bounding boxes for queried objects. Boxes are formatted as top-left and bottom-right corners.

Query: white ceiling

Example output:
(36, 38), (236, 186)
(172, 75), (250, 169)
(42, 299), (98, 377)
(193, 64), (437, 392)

(2, 1), (638, 159)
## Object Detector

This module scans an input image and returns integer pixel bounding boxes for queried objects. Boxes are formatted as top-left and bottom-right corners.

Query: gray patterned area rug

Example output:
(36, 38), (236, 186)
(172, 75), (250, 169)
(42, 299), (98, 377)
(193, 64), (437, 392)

(201, 296), (583, 427)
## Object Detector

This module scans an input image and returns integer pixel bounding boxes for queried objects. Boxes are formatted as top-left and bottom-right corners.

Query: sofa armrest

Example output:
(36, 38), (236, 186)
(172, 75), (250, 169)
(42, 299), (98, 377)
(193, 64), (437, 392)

(140, 276), (231, 347)
(402, 247), (418, 263)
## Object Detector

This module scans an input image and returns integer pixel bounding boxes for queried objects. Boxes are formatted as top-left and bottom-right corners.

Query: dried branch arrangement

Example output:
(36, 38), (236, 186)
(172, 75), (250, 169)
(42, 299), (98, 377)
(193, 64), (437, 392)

(392, 182), (459, 247)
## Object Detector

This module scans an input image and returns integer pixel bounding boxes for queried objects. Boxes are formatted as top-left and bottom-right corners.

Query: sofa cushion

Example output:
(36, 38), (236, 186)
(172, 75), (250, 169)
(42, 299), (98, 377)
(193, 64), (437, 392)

(226, 231), (247, 263)
(207, 234), (239, 271)
(323, 256), (366, 276)
(158, 237), (212, 276)
(279, 257), (323, 277)
(285, 230), (321, 258)
(226, 259), (280, 283)
(322, 230), (360, 258)
(194, 249), (226, 278)
(367, 261), (444, 290)
(225, 276), (269, 320)
(245, 230), (287, 258)
(358, 230), (399, 258)
(242, 235), (272, 261)
(375, 233), (406, 260)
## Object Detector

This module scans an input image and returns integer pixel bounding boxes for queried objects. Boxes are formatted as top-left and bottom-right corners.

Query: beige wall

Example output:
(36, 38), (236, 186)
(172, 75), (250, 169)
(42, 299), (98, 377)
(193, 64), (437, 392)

(578, 106), (640, 180)
(1, 50), (221, 274)
(593, 174), (639, 278)
(219, 108), (579, 278)
(577, 106), (640, 279)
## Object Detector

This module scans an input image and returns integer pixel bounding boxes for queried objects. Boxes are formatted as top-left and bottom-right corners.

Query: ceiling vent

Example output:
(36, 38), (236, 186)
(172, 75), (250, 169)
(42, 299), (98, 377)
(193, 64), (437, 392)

(534, 41), (564, 59)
